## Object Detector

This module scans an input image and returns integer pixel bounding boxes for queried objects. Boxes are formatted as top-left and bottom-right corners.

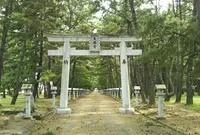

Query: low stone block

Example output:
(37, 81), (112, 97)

(3, 117), (9, 126)
(14, 113), (25, 121)
(119, 108), (135, 114)
(56, 108), (71, 114)
(119, 108), (126, 114)
(32, 112), (43, 120)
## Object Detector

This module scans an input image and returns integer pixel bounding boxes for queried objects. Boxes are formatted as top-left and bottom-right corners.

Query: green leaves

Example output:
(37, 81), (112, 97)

(40, 70), (56, 82)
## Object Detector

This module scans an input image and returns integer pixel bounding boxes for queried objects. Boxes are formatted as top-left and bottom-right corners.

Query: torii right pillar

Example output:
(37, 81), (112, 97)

(119, 41), (134, 114)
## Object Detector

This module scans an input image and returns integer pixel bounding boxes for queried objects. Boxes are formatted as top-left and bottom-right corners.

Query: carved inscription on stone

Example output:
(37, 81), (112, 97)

(90, 35), (100, 52)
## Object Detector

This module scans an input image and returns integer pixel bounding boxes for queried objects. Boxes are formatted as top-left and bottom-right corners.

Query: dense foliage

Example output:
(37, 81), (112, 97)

(0, 0), (200, 105)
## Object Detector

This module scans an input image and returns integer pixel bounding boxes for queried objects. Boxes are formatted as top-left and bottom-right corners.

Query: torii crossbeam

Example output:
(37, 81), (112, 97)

(45, 34), (142, 114)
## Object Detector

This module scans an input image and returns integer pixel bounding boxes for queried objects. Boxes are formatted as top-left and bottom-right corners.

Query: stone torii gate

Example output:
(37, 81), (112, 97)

(45, 34), (142, 114)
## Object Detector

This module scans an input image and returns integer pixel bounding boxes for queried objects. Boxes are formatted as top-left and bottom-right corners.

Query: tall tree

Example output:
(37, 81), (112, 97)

(0, 0), (14, 94)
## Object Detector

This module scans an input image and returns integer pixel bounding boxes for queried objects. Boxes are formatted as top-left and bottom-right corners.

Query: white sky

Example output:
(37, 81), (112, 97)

(160, 0), (172, 5)
(160, 0), (172, 9)
(100, 0), (172, 12)
(93, 0), (172, 33)
(94, 0), (172, 22)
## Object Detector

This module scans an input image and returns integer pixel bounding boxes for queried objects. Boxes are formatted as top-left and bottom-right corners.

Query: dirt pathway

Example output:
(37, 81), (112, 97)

(25, 91), (179, 135)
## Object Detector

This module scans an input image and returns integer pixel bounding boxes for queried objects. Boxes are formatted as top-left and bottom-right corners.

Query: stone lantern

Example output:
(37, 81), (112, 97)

(155, 84), (166, 119)
(50, 82), (57, 109)
(22, 84), (33, 119)
(134, 86), (141, 106)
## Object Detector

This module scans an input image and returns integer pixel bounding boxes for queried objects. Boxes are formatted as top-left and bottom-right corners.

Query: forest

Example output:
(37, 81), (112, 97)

(0, 0), (200, 107)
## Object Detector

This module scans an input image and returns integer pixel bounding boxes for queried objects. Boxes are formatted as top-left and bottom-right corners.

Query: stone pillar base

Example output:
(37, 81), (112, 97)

(56, 108), (71, 114)
(50, 106), (57, 109)
(156, 116), (165, 120)
(119, 108), (135, 114)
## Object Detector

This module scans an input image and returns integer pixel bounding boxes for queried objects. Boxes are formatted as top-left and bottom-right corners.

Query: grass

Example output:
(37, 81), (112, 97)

(0, 95), (25, 113)
(0, 95), (25, 107)
(0, 94), (60, 113)
(169, 93), (200, 111)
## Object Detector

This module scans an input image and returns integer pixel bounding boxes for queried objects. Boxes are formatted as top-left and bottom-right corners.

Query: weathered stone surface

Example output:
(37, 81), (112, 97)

(32, 112), (43, 120)
(14, 113), (25, 122)
(3, 117), (9, 126)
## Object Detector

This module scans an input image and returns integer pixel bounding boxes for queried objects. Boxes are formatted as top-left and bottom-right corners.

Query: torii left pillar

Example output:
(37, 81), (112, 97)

(56, 41), (71, 114)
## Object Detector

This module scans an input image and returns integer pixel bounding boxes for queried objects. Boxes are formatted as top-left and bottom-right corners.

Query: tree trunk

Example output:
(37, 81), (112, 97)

(114, 56), (120, 88)
(70, 57), (77, 97)
(33, 32), (43, 100)
(186, 56), (194, 105)
(43, 82), (47, 98)
(108, 59), (114, 88)
(172, 0), (175, 14)
(196, 80), (200, 96)
(175, 0), (183, 103)
(196, 0), (200, 96)
(129, 0), (138, 31)
(143, 63), (149, 99)
(129, 57), (135, 99)
(165, 61), (175, 101)
(11, 40), (26, 105)
(46, 82), (52, 98)
(0, 4), (10, 93)
(135, 64), (147, 104)
(144, 63), (155, 105)
(7, 86), (11, 96)
(0, 25), (8, 91)
(175, 66), (183, 103)
(3, 89), (6, 98)
(114, 56), (121, 98)
(45, 56), (52, 98)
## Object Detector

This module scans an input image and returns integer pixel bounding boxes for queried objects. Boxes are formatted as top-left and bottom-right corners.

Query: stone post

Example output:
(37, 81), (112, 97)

(23, 84), (33, 119)
(112, 90), (115, 98)
(134, 86), (141, 107)
(51, 86), (57, 109)
(76, 90), (79, 98)
(155, 84), (166, 119)
(116, 90), (119, 99)
(68, 90), (71, 101)
(73, 91), (76, 99)
(79, 89), (82, 96)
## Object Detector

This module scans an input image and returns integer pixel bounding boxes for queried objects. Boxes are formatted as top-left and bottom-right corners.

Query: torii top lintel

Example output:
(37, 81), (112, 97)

(44, 34), (142, 43)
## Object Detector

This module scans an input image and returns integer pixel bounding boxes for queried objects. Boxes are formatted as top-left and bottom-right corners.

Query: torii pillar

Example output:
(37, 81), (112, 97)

(56, 41), (71, 114)
(119, 41), (134, 113)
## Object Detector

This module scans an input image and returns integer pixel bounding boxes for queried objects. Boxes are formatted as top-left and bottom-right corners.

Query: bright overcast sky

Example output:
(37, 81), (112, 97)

(160, 0), (172, 9)
(95, 0), (172, 19)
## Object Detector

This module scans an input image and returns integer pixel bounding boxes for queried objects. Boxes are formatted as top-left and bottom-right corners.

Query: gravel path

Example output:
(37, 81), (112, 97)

(25, 91), (179, 135)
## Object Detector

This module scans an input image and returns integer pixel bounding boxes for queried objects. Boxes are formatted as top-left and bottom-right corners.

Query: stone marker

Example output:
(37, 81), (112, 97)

(155, 84), (166, 119)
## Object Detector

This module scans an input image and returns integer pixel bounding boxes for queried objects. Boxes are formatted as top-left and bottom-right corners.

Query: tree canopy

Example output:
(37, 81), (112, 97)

(0, 0), (200, 105)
